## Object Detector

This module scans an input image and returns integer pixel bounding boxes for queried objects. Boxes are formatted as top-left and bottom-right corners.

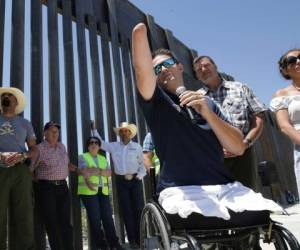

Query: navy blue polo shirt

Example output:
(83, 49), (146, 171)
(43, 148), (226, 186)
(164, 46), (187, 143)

(138, 86), (234, 192)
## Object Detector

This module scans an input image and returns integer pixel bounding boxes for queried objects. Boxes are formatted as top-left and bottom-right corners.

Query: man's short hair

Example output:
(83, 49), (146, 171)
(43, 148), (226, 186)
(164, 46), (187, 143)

(193, 55), (217, 68)
(152, 48), (179, 62)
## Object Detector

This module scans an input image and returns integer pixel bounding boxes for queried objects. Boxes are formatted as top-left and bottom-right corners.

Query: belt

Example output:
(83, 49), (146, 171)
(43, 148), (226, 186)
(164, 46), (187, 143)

(116, 173), (137, 181)
(38, 179), (67, 185)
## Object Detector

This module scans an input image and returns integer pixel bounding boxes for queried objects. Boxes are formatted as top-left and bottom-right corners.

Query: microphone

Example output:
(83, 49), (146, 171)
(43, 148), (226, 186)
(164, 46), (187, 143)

(175, 86), (196, 123)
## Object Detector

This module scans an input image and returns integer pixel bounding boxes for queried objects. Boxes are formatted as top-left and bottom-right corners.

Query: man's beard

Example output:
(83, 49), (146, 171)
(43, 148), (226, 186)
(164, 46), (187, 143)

(1, 98), (10, 107)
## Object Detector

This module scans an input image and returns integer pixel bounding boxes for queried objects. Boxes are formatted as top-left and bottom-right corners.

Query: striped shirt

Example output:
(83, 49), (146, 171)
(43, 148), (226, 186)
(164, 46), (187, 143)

(199, 80), (267, 135)
(142, 132), (154, 152)
(31, 140), (69, 180)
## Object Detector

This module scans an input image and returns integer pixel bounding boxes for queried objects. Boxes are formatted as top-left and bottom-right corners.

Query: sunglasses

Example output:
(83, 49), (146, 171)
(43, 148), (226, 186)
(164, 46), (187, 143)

(89, 140), (99, 145)
(154, 58), (177, 75)
(284, 54), (300, 68)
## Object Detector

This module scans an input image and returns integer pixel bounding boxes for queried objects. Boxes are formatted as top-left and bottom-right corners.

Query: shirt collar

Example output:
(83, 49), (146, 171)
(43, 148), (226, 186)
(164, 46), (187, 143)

(120, 140), (132, 146)
(201, 77), (230, 94)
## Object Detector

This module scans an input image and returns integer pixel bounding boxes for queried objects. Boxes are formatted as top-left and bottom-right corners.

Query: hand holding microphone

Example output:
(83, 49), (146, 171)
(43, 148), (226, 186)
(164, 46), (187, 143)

(176, 86), (196, 123)
(177, 86), (211, 120)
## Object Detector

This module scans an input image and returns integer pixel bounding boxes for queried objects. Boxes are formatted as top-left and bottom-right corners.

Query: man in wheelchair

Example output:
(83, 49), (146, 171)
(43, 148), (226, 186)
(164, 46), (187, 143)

(131, 23), (299, 249)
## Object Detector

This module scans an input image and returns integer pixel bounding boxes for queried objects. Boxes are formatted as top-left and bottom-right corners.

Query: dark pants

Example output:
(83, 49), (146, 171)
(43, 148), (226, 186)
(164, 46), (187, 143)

(80, 187), (120, 249)
(0, 163), (34, 250)
(35, 181), (74, 250)
(225, 147), (258, 191)
(115, 176), (144, 245)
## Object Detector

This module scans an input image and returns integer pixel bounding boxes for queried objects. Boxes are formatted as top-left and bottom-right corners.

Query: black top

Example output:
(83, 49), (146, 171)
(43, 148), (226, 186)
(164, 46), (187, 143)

(138, 86), (234, 192)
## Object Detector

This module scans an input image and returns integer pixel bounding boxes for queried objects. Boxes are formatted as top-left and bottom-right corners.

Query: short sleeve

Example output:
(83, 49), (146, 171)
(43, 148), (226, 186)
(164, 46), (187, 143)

(142, 133), (154, 152)
(270, 96), (289, 112)
(242, 84), (267, 114)
(24, 119), (36, 140)
(78, 155), (87, 169)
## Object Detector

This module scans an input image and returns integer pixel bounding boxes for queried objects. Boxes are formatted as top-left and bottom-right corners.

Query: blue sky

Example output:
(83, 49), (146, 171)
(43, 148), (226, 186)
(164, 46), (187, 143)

(130, 0), (300, 105)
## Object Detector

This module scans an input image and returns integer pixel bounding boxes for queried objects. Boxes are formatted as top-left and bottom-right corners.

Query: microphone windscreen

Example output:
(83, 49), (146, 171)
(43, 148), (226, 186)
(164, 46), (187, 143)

(175, 86), (187, 96)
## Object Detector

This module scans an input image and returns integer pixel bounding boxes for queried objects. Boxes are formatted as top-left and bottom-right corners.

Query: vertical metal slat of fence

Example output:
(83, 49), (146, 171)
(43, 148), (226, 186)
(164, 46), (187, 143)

(47, 0), (61, 123)
(31, 0), (46, 248)
(8, 0), (25, 248)
(100, 21), (125, 242)
(107, 0), (126, 123)
(75, 0), (91, 146)
(120, 35), (135, 131)
(85, 14), (102, 250)
(190, 49), (197, 60)
(10, 0), (24, 91)
(146, 15), (159, 51)
(87, 14), (104, 135)
(62, 0), (82, 249)
(0, 0), (5, 85)
(127, 44), (146, 144)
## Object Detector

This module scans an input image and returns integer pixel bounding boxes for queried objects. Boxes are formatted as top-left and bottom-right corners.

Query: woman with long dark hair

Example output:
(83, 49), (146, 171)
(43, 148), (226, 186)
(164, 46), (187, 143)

(270, 48), (300, 199)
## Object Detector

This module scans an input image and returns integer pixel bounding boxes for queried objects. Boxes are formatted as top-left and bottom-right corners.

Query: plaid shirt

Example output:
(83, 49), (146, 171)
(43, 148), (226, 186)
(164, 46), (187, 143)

(31, 140), (69, 180)
(199, 80), (267, 135)
(142, 132), (154, 152)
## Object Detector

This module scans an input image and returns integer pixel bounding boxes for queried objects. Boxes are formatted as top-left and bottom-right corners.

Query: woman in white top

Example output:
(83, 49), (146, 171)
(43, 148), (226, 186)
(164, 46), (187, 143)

(270, 48), (300, 197)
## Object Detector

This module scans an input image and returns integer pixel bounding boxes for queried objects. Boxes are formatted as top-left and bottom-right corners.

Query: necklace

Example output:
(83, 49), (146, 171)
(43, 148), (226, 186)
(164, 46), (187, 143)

(292, 83), (300, 91)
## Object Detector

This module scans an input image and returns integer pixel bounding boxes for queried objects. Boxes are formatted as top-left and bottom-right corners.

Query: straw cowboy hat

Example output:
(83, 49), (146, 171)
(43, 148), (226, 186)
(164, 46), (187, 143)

(113, 122), (137, 139)
(0, 87), (26, 114)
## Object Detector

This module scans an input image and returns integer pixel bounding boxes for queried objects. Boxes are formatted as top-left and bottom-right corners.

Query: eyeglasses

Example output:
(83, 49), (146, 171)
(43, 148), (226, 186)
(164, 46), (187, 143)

(89, 140), (99, 145)
(153, 58), (177, 75)
(284, 54), (300, 68)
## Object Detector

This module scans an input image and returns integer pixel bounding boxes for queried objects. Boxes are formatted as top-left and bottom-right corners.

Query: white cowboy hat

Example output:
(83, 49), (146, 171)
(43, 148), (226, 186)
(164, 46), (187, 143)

(113, 122), (137, 139)
(0, 87), (26, 114)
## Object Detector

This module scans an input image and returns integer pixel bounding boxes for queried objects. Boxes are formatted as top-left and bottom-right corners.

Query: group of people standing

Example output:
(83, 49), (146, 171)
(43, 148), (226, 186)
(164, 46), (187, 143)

(0, 23), (300, 250)
(0, 86), (144, 249)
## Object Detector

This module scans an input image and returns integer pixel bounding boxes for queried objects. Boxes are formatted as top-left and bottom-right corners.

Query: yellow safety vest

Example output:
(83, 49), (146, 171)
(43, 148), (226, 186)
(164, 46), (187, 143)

(78, 153), (109, 196)
(151, 150), (160, 175)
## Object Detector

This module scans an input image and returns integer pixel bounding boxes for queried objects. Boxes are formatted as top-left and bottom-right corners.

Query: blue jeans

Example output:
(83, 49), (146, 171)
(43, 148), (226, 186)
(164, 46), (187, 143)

(115, 176), (144, 245)
(80, 188), (119, 248)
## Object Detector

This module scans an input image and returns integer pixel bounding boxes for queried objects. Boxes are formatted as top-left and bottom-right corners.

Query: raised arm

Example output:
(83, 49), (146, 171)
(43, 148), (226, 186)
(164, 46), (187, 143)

(132, 23), (157, 100)
(91, 120), (114, 153)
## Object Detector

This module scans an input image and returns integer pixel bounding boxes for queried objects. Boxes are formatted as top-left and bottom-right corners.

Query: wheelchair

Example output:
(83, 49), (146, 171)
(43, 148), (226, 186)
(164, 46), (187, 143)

(140, 169), (300, 250)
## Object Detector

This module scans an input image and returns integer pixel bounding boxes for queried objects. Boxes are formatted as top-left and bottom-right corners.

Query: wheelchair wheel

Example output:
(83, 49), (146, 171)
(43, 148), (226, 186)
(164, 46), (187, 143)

(272, 224), (300, 250)
(260, 224), (300, 250)
(140, 203), (171, 250)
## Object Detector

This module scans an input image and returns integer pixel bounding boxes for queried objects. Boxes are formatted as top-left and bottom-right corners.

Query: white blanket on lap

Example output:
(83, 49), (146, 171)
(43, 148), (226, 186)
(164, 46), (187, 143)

(158, 182), (283, 220)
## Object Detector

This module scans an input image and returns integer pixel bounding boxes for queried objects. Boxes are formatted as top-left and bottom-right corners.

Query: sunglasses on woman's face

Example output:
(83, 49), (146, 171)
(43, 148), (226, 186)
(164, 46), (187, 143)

(153, 58), (177, 75)
(285, 54), (300, 68)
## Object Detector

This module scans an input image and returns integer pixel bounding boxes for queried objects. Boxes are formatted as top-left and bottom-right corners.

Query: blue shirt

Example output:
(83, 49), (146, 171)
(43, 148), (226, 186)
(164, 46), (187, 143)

(0, 115), (36, 152)
(138, 86), (233, 192)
